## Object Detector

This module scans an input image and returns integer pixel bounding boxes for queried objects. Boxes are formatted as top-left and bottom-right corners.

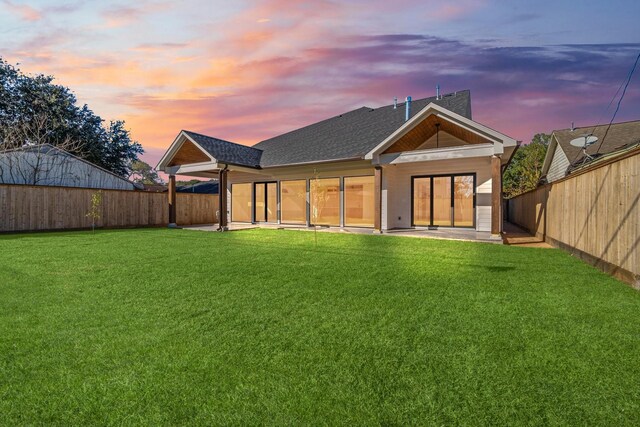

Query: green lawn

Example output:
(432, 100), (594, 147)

(1, 228), (638, 425)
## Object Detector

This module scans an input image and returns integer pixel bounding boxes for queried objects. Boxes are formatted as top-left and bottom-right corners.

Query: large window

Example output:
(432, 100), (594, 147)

(231, 183), (252, 222)
(344, 176), (375, 227)
(310, 177), (339, 226)
(412, 174), (475, 228)
(280, 180), (307, 224)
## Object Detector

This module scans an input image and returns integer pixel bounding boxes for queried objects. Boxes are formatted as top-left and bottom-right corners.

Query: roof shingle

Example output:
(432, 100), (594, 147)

(554, 120), (640, 167)
(183, 90), (472, 168)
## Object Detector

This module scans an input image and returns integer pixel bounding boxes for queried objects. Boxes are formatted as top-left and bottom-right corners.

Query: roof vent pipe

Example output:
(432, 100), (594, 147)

(436, 84), (440, 100)
(405, 96), (412, 121)
(394, 97), (397, 109)
(571, 121), (575, 131)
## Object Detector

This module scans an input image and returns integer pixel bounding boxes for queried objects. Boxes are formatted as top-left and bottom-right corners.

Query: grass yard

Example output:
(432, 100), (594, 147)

(0, 228), (639, 425)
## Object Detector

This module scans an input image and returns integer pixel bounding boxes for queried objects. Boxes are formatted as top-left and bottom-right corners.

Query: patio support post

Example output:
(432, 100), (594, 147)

(218, 169), (228, 231)
(374, 166), (382, 233)
(491, 154), (501, 238)
(168, 174), (177, 228)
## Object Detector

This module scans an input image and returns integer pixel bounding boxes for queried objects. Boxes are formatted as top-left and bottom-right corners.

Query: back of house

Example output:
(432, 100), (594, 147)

(158, 90), (518, 236)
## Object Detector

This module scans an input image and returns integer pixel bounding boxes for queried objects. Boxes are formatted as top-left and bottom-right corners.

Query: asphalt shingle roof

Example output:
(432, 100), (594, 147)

(183, 90), (471, 168)
(253, 90), (471, 167)
(554, 120), (640, 167)
(183, 131), (263, 168)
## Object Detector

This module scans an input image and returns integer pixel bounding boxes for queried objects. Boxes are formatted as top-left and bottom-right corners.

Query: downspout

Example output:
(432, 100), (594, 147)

(217, 164), (229, 231)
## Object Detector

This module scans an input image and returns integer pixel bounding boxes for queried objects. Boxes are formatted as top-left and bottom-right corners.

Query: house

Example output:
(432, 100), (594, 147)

(0, 144), (138, 190)
(541, 120), (640, 183)
(157, 90), (518, 237)
(176, 180), (219, 194)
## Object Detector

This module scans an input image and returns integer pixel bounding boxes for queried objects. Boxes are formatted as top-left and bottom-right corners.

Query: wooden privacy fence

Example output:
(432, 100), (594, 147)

(0, 184), (218, 232)
(507, 148), (640, 287)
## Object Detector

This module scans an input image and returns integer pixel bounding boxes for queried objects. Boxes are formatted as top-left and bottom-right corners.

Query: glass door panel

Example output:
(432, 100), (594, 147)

(280, 180), (307, 224)
(413, 177), (431, 226)
(267, 182), (277, 222)
(454, 175), (474, 227)
(311, 178), (340, 226)
(254, 182), (277, 223)
(432, 176), (452, 226)
(344, 176), (375, 227)
(231, 183), (252, 222)
(254, 183), (266, 222)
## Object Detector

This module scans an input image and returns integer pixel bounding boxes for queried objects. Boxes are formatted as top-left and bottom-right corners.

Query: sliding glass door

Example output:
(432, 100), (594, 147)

(254, 182), (277, 223)
(412, 174), (475, 228)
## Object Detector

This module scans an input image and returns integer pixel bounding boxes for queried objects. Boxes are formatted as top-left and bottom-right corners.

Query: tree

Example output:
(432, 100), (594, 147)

(86, 190), (103, 232)
(130, 160), (163, 184)
(503, 133), (550, 198)
(0, 113), (85, 185)
(309, 169), (329, 247)
(0, 57), (142, 177)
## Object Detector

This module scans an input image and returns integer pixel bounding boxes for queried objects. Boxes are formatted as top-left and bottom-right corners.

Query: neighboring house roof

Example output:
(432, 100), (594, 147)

(0, 144), (140, 190)
(253, 90), (472, 167)
(176, 181), (219, 194)
(182, 131), (263, 168)
(541, 120), (640, 180)
(139, 183), (168, 192)
(162, 90), (472, 170)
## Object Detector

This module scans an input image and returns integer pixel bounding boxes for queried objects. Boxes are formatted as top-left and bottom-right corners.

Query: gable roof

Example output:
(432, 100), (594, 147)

(553, 120), (640, 168)
(162, 90), (473, 171)
(182, 131), (263, 168)
(252, 90), (472, 167)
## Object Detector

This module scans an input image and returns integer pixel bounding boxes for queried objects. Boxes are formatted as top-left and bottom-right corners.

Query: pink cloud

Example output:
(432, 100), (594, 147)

(2, 0), (41, 21)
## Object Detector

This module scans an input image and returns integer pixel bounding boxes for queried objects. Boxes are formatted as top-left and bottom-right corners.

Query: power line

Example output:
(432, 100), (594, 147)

(593, 51), (640, 157)
(570, 50), (640, 166)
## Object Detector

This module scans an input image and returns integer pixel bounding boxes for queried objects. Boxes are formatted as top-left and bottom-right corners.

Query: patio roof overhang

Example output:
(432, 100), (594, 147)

(365, 102), (518, 165)
(157, 131), (262, 178)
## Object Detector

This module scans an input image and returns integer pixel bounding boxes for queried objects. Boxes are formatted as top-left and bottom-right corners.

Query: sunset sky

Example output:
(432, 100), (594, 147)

(2, 0), (639, 168)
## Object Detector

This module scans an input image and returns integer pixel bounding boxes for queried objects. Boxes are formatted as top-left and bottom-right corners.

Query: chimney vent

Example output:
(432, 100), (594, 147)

(571, 121), (575, 131)
(393, 97), (397, 109)
(405, 96), (412, 121)
(436, 84), (440, 100)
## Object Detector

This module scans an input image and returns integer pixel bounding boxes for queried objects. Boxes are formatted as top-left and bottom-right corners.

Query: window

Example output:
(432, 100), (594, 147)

(310, 177), (339, 226)
(231, 183), (252, 222)
(344, 176), (375, 227)
(280, 180), (307, 224)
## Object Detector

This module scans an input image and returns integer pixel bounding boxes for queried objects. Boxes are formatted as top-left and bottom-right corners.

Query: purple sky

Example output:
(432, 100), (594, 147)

(1, 0), (639, 166)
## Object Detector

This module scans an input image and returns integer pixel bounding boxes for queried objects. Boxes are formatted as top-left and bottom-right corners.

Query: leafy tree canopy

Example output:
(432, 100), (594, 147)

(0, 57), (143, 177)
(503, 133), (550, 198)
(130, 160), (163, 185)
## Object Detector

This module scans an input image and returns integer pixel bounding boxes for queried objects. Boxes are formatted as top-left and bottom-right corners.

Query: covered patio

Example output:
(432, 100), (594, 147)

(178, 222), (501, 243)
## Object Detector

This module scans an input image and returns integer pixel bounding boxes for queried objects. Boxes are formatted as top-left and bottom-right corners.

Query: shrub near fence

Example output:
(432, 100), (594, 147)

(507, 148), (640, 287)
(0, 184), (218, 232)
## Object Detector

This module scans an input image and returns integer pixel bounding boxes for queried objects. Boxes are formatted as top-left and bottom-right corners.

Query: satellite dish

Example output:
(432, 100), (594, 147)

(570, 135), (598, 148)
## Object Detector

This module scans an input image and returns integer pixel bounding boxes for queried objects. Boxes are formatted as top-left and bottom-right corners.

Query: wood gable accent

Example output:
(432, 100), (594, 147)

(382, 115), (492, 154)
(168, 139), (211, 166)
